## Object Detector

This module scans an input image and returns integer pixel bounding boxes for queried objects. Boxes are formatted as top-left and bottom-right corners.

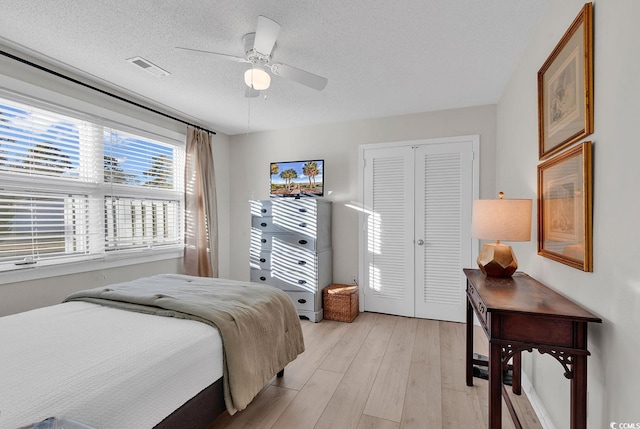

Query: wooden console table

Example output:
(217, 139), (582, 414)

(463, 269), (601, 429)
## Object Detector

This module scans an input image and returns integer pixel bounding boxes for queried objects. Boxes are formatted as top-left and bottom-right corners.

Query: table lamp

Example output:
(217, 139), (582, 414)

(471, 192), (532, 277)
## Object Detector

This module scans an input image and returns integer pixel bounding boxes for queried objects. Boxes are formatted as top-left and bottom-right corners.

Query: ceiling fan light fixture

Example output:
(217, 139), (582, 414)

(244, 67), (270, 90)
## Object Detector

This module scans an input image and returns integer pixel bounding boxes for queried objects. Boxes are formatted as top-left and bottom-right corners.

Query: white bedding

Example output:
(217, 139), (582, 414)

(0, 301), (223, 429)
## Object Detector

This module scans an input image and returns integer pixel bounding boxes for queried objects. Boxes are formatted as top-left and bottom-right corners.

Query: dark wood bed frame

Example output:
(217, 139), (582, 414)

(154, 369), (284, 428)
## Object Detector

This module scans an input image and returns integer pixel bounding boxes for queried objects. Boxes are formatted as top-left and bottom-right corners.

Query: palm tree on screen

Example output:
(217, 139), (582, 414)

(302, 161), (318, 188)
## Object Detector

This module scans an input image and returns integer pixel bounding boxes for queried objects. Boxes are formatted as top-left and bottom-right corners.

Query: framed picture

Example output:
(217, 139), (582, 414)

(538, 2), (593, 160)
(537, 142), (592, 271)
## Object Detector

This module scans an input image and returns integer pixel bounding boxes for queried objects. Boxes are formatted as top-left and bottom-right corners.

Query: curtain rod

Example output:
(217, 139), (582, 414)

(0, 49), (216, 135)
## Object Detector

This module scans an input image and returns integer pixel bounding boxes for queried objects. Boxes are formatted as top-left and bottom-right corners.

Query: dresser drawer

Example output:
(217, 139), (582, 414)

(249, 250), (271, 269)
(287, 291), (316, 312)
(251, 227), (272, 251)
(467, 282), (488, 327)
(250, 268), (317, 291)
(271, 240), (317, 271)
(272, 234), (317, 252)
(250, 200), (273, 217)
(251, 230), (317, 252)
(252, 214), (317, 237)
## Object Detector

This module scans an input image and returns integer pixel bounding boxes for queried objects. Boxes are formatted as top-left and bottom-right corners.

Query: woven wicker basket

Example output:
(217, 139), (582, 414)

(323, 284), (359, 322)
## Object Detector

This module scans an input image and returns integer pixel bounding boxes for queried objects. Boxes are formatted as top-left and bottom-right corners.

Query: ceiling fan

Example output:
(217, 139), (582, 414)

(176, 15), (328, 97)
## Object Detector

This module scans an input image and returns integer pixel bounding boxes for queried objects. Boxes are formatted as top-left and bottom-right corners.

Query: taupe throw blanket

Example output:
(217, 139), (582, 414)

(64, 274), (305, 415)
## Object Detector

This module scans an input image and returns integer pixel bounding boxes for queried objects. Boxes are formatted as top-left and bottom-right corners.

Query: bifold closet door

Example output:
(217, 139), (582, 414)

(362, 146), (415, 317)
(413, 142), (473, 322)
(362, 139), (475, 322)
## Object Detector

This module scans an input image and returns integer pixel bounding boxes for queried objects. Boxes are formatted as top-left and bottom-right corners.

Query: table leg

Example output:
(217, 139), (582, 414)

(512, 351), (521, 395)
(466, 297), (474, 386)
(571, 353), (588, 429)
(488, 340), (503, 429)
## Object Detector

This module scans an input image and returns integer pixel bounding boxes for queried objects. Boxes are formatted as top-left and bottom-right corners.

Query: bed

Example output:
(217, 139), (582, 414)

(0, 274), (305, 429)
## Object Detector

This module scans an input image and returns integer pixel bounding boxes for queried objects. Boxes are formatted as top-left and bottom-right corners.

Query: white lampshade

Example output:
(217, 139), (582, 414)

(244, 67), (271, 90)
(471, 198), (532, 242)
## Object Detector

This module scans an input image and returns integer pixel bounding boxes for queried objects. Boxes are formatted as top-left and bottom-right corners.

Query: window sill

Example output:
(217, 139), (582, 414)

(0, 248), (183, 286)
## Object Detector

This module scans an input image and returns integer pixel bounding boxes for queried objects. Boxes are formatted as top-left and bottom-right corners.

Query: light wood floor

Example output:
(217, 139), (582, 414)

(209, 312), (543, 429)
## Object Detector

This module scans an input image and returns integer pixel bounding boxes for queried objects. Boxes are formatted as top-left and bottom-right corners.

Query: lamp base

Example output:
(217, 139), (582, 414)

(477, 242), (518, 277)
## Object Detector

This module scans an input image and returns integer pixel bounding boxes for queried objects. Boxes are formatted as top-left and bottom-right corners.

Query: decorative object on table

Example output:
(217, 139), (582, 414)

(471, 192), (532, 277)
(537, 141), (592, 271)
(323, 284), (359, 322)
(538, 2), (593, 160)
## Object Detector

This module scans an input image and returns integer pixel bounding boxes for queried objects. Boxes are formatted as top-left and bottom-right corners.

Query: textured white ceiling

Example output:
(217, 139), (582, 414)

(0, 0), (548, 135)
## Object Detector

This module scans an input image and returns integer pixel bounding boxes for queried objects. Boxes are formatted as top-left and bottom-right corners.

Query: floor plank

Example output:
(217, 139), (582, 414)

(270, 369), (343, 429)
(314, 336), (388, 429)
(363, 317), (418, 422)
(319, 312), (376, 374)
(356, 415), (400, 429)
(208, 385), (296, 429)
(439, 321), (468, 392)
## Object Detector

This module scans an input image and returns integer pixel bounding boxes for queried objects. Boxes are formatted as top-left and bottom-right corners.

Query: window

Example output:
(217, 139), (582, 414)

(0, 95), (184, 271)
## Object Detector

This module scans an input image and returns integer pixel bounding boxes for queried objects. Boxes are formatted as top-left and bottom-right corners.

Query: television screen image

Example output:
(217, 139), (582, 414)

(270, 160), (324, 198)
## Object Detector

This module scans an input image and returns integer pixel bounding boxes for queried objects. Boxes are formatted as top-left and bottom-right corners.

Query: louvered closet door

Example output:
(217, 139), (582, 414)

(414, 142), (474, 322)
(361, 138), (476, 322)
(362, 146), (415, 317)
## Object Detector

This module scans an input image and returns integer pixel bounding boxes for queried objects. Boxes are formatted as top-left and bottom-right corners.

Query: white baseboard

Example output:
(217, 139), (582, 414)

(521, 371), (557, 429)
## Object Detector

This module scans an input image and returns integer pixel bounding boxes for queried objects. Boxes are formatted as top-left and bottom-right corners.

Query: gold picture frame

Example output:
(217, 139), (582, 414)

(537, 142), (592, 271)
(538, 2), (593, 160)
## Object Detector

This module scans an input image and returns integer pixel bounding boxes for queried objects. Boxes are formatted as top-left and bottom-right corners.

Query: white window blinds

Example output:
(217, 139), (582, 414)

(0, 94), (184, 271)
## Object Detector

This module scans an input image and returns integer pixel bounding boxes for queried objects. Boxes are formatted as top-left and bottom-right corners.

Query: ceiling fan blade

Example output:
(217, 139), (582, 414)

(253, 15), (281, 55)
(175, 46), (249, 63)
(245, 87), (260, 98)
(270, 63), (328, 91)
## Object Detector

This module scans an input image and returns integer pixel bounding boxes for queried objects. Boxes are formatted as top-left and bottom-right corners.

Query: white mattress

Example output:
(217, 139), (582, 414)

(0, 301), (223, 429)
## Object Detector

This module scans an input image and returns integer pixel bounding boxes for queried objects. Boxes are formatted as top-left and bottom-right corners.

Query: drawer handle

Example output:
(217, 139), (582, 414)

(297, 298), (307, 304)
(298, 280), (307, 285)
(260, 222), (267, 227)
(261, 208), (267, 213)
(298, 260), (306, 265)
(299, 208), (307, 213)
(260, 276), (266, 281)
(261, 239), (267, 243)
(299, 222), (307, 227)
(298, 239), (308, 245)
(259, 258), (266, 263)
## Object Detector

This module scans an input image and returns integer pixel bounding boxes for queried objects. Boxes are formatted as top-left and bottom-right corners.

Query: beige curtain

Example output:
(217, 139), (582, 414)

(184, 127), (218, 277)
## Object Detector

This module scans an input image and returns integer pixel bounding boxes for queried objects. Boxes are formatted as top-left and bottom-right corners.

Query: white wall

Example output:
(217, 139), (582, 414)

(0, 46), (232, 316)
(228, 105), (497, 285)
(497, 1), (639, 427)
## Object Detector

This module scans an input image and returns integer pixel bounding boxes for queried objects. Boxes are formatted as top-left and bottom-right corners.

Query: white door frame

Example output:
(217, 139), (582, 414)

(357, 135), (480, 315)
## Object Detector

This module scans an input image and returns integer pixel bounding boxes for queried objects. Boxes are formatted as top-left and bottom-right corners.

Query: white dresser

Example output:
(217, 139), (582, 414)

(250, 199), (332, 322)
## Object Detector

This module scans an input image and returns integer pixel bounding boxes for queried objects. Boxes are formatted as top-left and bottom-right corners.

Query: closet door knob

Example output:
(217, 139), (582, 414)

(261, 239), (267, 244)
(298, 239), (308, 245)
(259, 276), (266, 281)
(299, 208), (307, 213)
(299, 222), (307, 228)
(298, 260), (306, 266)
(261, 208), (267, 213)
(297, 298), (307, 304)
(259, 258), (266, 263)
(260, 222), (267, 227)
(298, 280), (307, 285)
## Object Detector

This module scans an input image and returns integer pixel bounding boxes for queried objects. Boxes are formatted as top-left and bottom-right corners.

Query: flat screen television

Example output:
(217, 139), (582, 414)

(270, 159), (324, 198)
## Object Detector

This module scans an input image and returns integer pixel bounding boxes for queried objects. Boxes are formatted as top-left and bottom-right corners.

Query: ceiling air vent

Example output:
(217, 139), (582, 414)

(126, 56), (171, 78)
